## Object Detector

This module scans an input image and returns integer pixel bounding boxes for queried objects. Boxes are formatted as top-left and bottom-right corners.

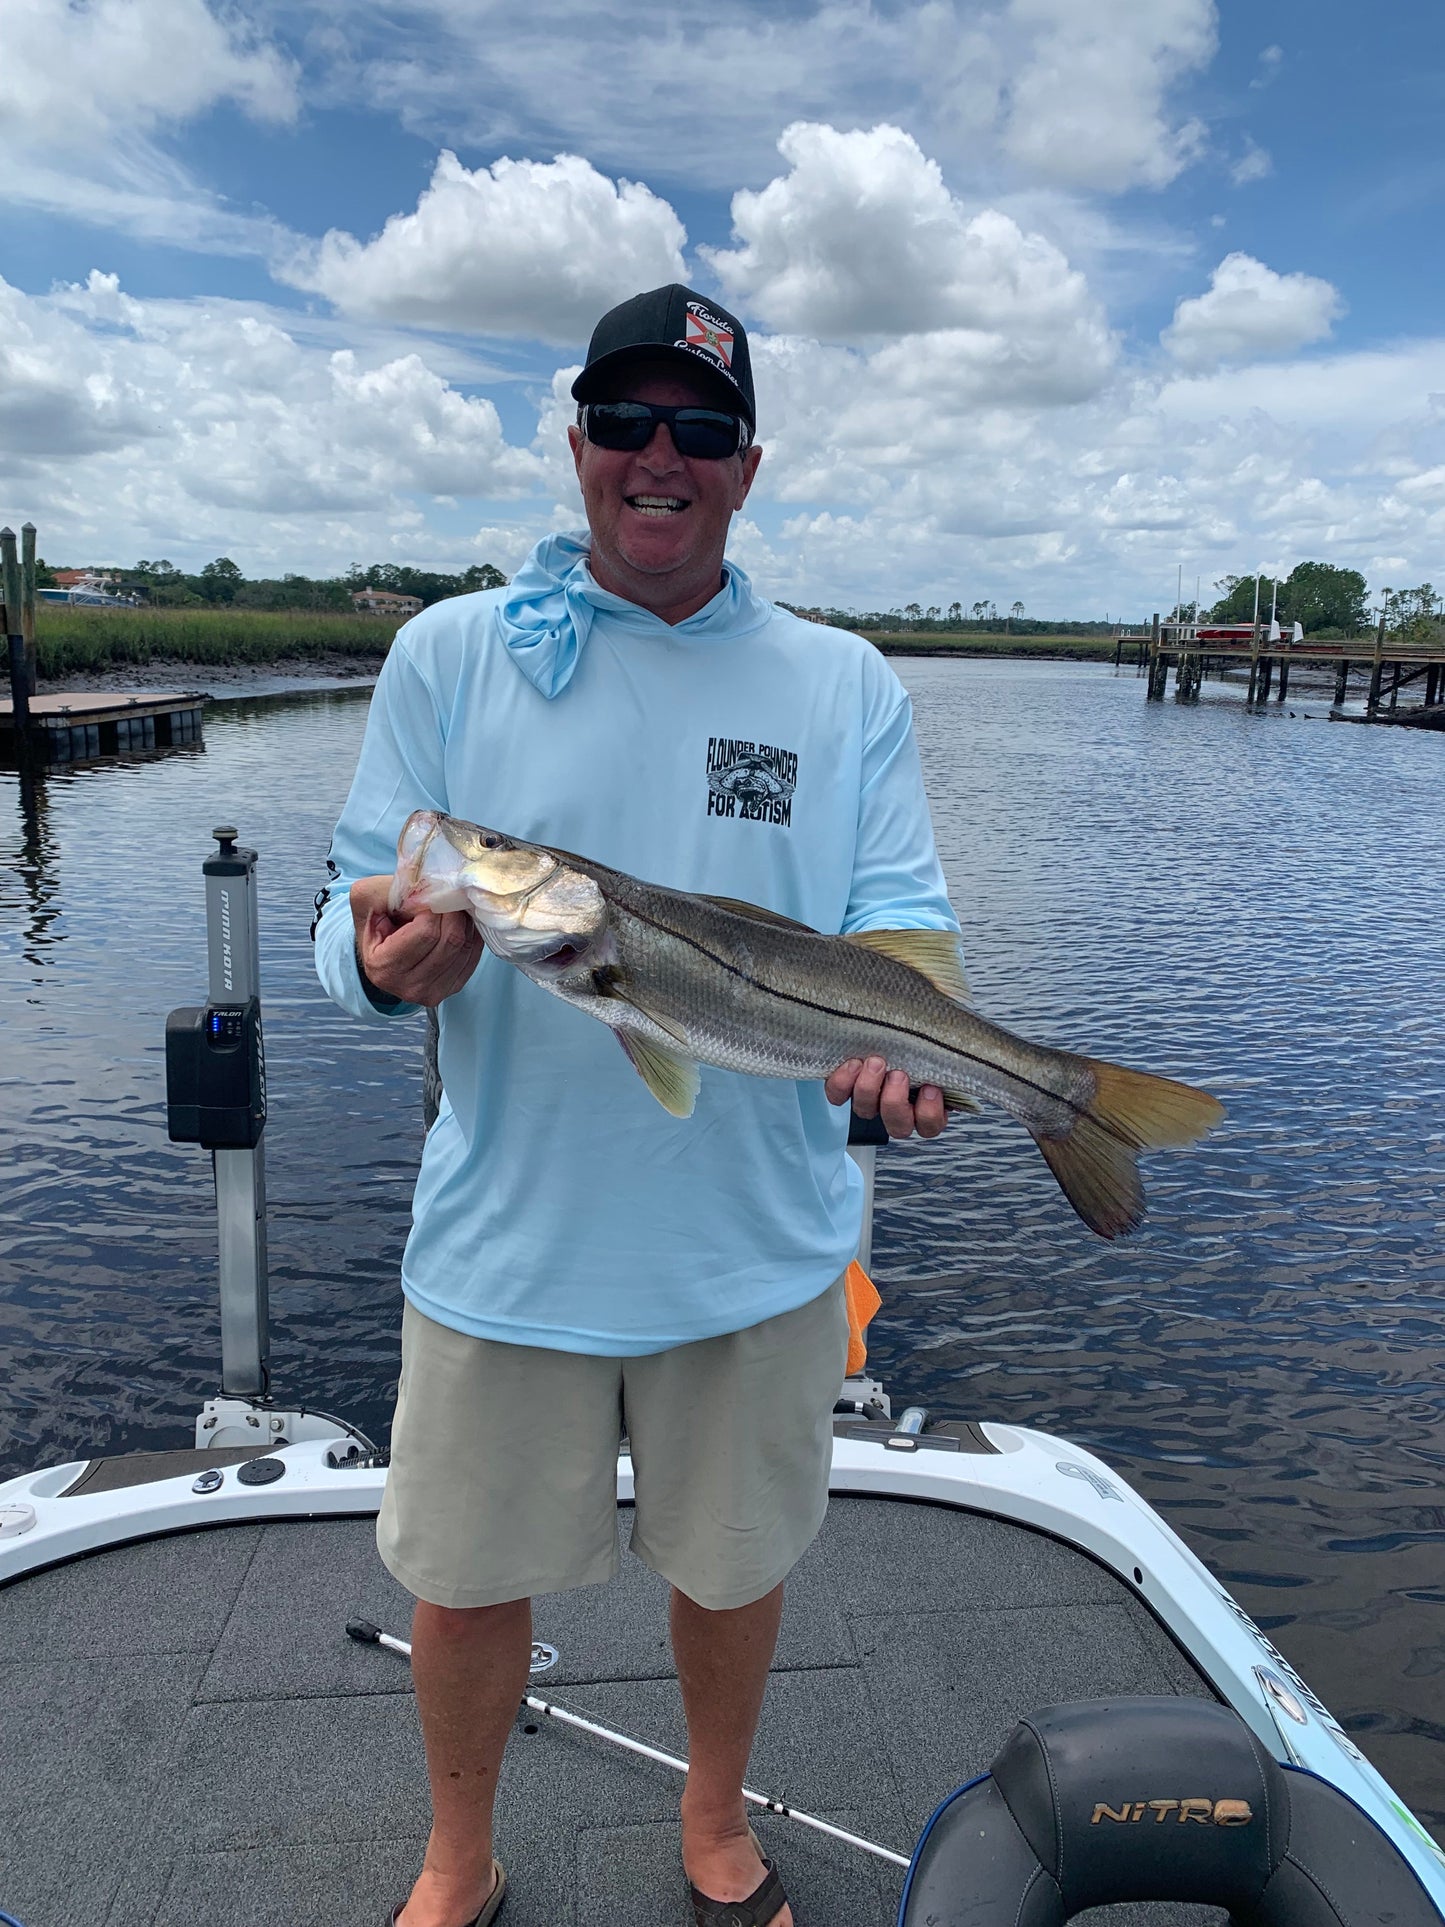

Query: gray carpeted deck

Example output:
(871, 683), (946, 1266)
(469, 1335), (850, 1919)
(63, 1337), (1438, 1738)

(0, 1496), (1226, 1927)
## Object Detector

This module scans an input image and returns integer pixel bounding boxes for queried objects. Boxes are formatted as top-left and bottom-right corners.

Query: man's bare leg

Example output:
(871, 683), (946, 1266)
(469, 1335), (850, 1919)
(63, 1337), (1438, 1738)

(398, 1595), (533, 1927)
(673, 1582), (794, 1927)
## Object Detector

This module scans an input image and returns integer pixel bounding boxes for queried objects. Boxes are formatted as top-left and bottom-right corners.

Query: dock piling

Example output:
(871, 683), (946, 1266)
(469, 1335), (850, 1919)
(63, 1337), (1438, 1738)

(1146, 613), (1167, 700)
(1367, 614), (1387, 718)
(1, 527), (29, 736)
(20, 522), (37, 697)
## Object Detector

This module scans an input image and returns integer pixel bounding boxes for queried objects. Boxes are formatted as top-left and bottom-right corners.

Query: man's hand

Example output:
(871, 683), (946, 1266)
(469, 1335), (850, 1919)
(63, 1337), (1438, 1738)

(349, 874), (484, 1008)
(826, 1057), (948, 1140)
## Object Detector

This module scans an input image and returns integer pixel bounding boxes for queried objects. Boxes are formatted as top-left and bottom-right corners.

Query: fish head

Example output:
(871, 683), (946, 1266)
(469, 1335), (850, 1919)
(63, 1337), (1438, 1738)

(390, 810), (610, 973)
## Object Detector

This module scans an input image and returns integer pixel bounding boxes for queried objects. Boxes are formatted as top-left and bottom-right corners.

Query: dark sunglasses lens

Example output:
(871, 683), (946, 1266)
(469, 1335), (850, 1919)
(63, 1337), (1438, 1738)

(671, 411), (743, 458)
(586, 403), (744, 459)
(586, 403), (655, 450)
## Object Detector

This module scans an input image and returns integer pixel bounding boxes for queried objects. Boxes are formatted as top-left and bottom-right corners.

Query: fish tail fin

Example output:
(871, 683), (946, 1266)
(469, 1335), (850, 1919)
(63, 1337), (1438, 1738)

(1034, 1060), (1224, 1240)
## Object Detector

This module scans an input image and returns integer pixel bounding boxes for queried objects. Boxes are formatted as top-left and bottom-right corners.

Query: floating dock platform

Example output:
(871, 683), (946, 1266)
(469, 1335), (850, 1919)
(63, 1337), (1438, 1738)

(0, 689), (207, 762)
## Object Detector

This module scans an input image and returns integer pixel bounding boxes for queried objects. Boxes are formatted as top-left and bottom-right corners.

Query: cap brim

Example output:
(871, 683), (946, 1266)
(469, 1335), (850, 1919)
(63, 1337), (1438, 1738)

(571, 343), (754, 428)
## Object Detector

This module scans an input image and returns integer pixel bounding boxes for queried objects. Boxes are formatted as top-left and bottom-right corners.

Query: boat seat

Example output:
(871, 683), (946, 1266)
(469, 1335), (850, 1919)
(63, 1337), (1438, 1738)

(899, 1696), (1439, 1925)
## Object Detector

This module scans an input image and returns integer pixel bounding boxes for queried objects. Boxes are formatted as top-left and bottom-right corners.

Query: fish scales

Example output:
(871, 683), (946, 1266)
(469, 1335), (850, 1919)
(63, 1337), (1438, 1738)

(602, 873), (1087, 1137)
(388, 810), (1224, 1238)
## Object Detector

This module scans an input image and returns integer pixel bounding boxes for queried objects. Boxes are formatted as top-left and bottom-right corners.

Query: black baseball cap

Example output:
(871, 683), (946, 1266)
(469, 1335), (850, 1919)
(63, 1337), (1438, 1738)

(571, 283), (755, 431)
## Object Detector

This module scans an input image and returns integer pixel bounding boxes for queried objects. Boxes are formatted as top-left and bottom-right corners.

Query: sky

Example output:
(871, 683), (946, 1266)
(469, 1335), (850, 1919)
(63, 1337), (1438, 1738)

(1, 0), (1442, 617)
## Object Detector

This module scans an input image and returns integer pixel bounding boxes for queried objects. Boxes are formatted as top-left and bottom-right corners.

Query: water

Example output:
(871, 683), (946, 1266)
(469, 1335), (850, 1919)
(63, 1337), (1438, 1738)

(2, 661), (1442, 1838)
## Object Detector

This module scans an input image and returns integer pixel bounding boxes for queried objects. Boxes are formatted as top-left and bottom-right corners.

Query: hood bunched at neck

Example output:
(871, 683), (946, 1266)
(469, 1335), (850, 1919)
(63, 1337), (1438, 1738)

(498, 530), (769, 699)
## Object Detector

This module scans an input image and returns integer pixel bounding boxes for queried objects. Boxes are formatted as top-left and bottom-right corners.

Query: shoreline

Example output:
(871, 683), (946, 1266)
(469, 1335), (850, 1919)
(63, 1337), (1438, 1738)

(35, 640), (1122, 699)
(36, 652), (385, 699)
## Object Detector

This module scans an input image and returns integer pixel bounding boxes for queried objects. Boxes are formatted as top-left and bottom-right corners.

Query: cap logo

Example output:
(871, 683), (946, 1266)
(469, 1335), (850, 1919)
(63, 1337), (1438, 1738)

(684, 301), (735, 370)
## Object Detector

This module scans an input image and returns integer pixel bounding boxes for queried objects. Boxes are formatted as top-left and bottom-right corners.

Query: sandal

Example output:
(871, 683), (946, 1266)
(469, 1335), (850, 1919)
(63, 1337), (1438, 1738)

(688, 1841), (788, 1927)
(386, 1858), (506, 1927)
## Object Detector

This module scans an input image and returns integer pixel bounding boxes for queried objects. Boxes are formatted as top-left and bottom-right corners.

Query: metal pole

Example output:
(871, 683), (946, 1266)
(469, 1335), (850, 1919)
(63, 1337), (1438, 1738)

(847, 1142), (878, 1272)
(346, 1621), (912, 1868)
(205, 828), (270, 1397)
(1, 527), (29, 736)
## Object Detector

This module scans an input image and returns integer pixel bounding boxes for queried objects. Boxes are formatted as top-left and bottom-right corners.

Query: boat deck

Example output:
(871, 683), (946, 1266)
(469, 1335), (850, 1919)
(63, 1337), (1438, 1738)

(1, 1495), (1226, 1927)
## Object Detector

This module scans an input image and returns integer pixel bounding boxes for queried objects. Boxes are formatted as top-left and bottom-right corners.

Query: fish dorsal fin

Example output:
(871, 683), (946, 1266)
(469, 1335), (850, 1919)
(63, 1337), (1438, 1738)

(614, 1029), (700, 1118)
(843, 928), (970, 1003)
(698, 895), (819, 934)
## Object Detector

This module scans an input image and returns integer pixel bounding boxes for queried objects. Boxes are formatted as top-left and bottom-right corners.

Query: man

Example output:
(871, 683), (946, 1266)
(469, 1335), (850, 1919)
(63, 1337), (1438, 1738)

(313, 283), (959, 1927)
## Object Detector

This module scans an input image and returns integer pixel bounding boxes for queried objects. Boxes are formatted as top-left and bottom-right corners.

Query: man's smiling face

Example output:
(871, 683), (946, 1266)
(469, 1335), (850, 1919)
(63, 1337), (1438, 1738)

(568, 359), (762, 625)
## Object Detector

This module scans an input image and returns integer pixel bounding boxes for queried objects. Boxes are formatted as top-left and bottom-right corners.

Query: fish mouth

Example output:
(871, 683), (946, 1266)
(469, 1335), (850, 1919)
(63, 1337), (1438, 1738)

(626, 493), (689, 518)
(389, 812), (442, 914)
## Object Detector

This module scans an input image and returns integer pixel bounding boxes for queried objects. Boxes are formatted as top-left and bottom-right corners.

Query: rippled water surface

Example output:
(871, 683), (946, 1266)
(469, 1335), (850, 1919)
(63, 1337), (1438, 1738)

(2, 661), (1442, 1836)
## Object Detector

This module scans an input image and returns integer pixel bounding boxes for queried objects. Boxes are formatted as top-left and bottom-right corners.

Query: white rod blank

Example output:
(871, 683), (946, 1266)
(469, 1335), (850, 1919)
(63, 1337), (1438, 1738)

(368, 1626), (910, 1869)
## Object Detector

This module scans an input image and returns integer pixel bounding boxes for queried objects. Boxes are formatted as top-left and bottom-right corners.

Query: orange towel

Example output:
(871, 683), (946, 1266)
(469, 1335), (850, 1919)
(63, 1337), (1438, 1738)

(843, 1260), (882, 1376)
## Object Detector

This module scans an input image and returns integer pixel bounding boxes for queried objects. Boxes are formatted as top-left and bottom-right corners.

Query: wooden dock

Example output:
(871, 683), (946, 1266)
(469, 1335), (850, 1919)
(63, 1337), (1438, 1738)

(1118, 616), (1445, 721)
(0, 689), (207, 762)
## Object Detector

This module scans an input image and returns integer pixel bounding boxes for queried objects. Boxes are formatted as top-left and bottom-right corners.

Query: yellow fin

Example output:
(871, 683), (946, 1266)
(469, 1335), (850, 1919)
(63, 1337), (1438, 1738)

(1033, 1061), (1224, 1239)
(844, 928), (970, 1003)
(699, 895), (819, 933)
(1083, 1058), (1225, 1150)
(615, 1030), (700, 1118)
(936, 1086), (982, 1114)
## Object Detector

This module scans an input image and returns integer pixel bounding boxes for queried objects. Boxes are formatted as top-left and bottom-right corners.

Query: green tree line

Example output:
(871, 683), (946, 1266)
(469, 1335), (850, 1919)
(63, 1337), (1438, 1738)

(36, 556), (509, 610)
(781, 600), (1113, 636)
(1193, 562), (1441, 640)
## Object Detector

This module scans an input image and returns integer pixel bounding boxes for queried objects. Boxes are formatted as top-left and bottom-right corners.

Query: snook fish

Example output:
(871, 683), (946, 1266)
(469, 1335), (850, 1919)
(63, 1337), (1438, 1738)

(390, 810), (1224, 1239)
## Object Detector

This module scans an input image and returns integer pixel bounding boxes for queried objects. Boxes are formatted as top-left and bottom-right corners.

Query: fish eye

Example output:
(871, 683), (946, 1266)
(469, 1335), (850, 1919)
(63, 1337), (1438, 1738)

(482, 834), (500, 849)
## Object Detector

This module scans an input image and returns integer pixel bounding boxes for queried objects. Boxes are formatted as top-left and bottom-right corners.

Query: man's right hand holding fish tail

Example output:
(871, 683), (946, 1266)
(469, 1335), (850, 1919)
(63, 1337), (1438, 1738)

(349, 873), (484, 1008)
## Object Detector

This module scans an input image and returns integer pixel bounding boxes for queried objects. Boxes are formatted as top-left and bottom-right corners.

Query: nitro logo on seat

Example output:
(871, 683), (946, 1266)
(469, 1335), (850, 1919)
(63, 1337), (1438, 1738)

(1090, 1798), (1254, 1826)
(706, 737), (798, 826)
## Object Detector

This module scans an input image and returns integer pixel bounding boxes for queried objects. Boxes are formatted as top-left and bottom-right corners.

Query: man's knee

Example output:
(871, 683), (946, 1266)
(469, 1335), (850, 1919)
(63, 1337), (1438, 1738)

(413, 1594), (531, 1642)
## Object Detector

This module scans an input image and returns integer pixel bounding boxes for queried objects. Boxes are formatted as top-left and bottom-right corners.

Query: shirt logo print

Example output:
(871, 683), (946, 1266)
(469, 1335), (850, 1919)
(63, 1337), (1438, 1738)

(706, 737), (798, 826)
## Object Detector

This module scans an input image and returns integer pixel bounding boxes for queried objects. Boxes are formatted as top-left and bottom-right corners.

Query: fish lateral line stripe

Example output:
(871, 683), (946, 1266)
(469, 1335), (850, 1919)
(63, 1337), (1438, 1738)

(610, 893), (1097, 1128)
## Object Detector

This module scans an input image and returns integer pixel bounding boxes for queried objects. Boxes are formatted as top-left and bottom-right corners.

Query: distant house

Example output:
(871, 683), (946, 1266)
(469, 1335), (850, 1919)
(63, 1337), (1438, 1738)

(351, 590), (423, 617)
(46, 568), (136, 605)
(54, 568), (120, 591)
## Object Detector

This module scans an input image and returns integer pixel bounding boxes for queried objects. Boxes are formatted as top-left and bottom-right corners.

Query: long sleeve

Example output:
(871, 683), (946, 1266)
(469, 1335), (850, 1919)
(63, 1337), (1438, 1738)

(312, 631), (448, 1023)
(843, 677), (960, 941)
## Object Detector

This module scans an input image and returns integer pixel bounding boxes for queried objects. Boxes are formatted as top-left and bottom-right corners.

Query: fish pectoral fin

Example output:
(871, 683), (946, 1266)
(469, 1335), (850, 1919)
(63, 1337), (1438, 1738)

(936, 1085), (982, 1114)
(614, 1030), (701, 1118)
(843, 928), (971, 1004)
(697, 895), (820, 933)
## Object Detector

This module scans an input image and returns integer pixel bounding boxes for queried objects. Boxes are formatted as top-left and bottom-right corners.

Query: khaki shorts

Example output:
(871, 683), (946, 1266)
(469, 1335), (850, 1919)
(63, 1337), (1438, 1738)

(376, 1277), (850, 1612)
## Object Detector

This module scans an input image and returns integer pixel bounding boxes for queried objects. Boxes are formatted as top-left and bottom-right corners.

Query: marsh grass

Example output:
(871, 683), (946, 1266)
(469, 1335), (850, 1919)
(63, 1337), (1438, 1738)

(33, 607), (1122, 679)
(35, 606), (398, 676)
(865, 630), (1118, 660)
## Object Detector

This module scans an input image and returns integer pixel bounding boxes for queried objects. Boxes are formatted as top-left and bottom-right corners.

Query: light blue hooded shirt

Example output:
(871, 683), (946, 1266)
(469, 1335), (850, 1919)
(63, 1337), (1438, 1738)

(313, 533), (958, 1353)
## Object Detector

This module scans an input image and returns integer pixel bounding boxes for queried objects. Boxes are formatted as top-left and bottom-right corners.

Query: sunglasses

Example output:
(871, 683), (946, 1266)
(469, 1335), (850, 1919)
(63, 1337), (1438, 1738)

(580, 401), (751, 461)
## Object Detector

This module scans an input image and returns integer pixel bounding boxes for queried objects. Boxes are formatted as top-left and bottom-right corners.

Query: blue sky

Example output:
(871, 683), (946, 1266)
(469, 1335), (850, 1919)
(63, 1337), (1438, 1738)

(1, 0), (1442, 616)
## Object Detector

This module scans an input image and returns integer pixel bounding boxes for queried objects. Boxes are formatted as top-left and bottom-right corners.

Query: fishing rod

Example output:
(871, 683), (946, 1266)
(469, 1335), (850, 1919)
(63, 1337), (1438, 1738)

(346, 1618), (911, 1869)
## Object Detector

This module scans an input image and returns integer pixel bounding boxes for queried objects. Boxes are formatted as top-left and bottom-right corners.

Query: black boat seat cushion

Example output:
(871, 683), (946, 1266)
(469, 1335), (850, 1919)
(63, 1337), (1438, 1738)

(899, 1697), (1439, 1926)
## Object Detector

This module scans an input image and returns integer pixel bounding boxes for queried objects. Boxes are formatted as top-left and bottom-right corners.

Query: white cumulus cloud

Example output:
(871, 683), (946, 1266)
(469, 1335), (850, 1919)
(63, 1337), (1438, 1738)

(0, 0), (297, 246)
(705, 123), (1114, 403)
(282, 151), (687, 342)
(1002, 0), (1217, 191)
(0, 272), (545, 568)
(1162, 253), (1343, 369)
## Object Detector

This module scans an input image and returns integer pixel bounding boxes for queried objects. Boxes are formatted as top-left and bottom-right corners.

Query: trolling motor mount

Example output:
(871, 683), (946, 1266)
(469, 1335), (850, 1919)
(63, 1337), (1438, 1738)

(164, 827), (354, 1452)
